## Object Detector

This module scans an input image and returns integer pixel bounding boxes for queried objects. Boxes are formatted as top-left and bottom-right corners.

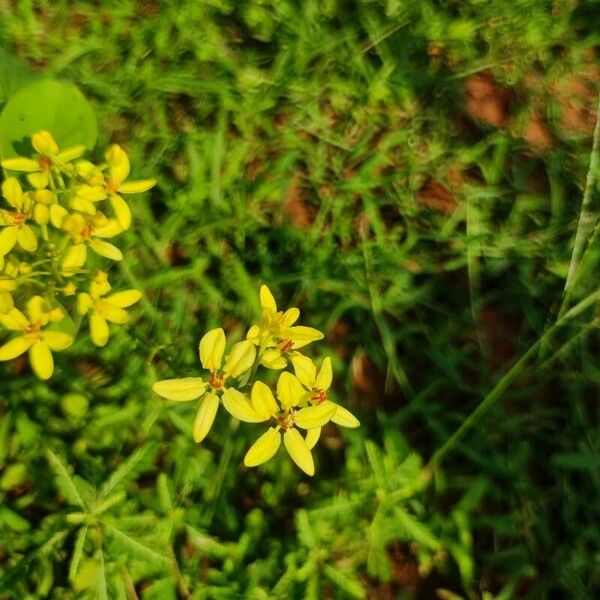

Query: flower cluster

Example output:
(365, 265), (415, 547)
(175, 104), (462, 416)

(153, 285), (360, 475)
(0, 131), (152, 378)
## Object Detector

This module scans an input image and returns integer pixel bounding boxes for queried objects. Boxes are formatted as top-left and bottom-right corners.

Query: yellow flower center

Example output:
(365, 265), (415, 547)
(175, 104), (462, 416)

(39, 156), (52, 170)
(277, 411), (295, 431)
(7, 212), (27, 226)
(277, 338), (294, 352)
(311, 388), (328, 405)
(208, 371), (225, 390)
(23, 322), (43, 341)
(105, 177), (119, 193)
(81, 224), (93, 239)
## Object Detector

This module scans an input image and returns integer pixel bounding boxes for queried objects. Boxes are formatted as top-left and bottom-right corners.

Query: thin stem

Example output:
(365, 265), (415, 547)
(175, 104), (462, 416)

(428, 288), (600, 469)
(559, 91), (600, 315)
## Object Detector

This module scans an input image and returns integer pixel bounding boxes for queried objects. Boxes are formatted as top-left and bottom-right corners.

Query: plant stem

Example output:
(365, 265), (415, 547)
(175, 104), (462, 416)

(428, 288), (600, 469)
(559, 91), (600, 316)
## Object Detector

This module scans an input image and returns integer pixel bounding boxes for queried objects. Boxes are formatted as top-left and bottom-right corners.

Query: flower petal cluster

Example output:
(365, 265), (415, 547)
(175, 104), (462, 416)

(153, 285), (360, 475)
(0, 131), (151, 379)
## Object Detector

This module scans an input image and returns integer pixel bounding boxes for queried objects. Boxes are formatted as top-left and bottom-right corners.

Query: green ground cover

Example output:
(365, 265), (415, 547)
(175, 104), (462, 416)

(1, 1), (599, 598)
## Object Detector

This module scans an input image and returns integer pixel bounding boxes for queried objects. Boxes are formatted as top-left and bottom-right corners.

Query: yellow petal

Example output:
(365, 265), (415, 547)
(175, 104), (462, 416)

(74, 184), (107, 202)
(26, 296), (46, 324)
(223, 340), (256, 378)
(88, 239), (123, 261)
(283, 428), (314, 476)
(57, 145), (86, 163)
(32, 131), (59, 156)
(43, 331), (73, 351)
(0, 308), (29, 330)
(295, 402), (336, 429)
(1, 157), (40, 172)
(77, 293), (93, 315)
(118, 179), (156, 194)
(291, 352), (316, 388)
(331, 403), (360, 428)
(62, 244), (87, 271)
(259, 285), (277, 312)
(89, 270), (111, 297)
(276, 371), (307, 409)
(199, 328), (226, 372)
(244, 428), (281, 467)
(17, 225), (37, 252)
(98, 303), (129, 324)
(285, 325), (324, 349)
(89, 313), (109, 347)
(305, 427), (321, 450)
(251, 381), (279, 419)
(0, 277), (16, 292)
(29, 340), (54, 380)
(260, 348), (287, 370)
(105, 144), (130, 182)
(192, 392), (219, 443)
(315, 357), (332, 390)
(31, 189), (55, 205)
(27, 171), (50, 189)
(0, 227), (18, 256)
(0, 336), (33, 360)
(283, 307), (300, 326)
(246, 324), (261, 345)
(109, 194), (132, 230)
(105, 290), (142, 308)
(221, 388), (265, 423)
(153, 378), (206, 401)
(2, 178), (23, 209)
(34, 204), (50, 225)
(92, 218), (122, 238)
(0, 292), (14, 313)
(50, 204), (68, 228)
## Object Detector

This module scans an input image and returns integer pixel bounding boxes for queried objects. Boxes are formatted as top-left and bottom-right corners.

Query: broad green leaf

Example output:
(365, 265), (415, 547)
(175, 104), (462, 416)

(0, 79), (97, 161)
(0, 47), (37, 106)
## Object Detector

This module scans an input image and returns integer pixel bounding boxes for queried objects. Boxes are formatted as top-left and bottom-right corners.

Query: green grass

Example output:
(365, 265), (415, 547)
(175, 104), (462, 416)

(1, 0), (600, 598)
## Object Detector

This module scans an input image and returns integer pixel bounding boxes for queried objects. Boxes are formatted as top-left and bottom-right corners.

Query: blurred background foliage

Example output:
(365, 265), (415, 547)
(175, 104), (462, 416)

(1, 0), (599, 598)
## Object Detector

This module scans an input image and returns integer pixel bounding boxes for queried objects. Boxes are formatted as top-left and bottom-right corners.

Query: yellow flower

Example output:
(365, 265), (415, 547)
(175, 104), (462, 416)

(152, 328), (256, 443)
(77, 271), (142, 347)
(241, 373), (337, 476)
(246, 285), (324, 368)
(291, 353), (360, 447)
(61, 212), (123, 271)
(0, 295), (72, 379)
(1, 130), (85, 174)
(0, 178), (37, 255)
(102, 145), (157, 230)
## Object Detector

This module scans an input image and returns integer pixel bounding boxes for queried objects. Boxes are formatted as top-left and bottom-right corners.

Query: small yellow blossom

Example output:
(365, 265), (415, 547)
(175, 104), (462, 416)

(0, 295), (72, 379)
(242, 373), (337, 475)
(1, 130), (85, 174)
(246, 285), (324, 368)
(0, 178), (37, 255)
(61, 212), (123, 271)
(77, 271), (142, 347)
(291, 353), (360, 448)
(152, 328), (257, 443)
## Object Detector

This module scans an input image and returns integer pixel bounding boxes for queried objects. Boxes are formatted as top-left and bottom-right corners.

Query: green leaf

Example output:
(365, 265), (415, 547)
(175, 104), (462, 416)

(104, 524), (171, 568)
(68, 525), (88, 583)
(45, 448), (87, 509)
(0, 47), (37, 106)
(0, 79), (97, 160)
(96, 443), (156, 503)
(394, 507), (440, 551)
(323, 564), (365, 599)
